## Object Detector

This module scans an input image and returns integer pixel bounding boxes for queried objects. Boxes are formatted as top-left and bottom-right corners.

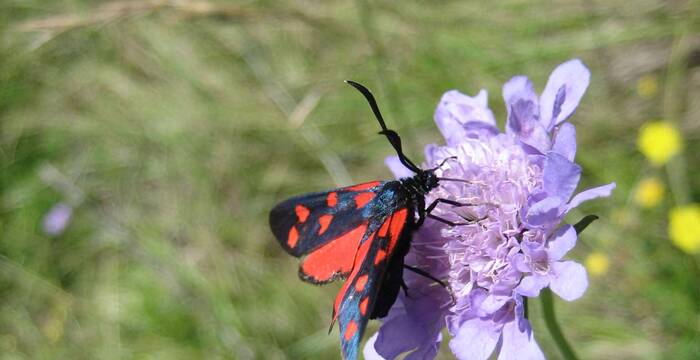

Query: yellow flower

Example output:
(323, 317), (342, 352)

(636, 74), (659, 98)
(669, 205), (700, 254)
(634, 177), (664, 208)
(637, 121), (682, 166)
(585, 252), (610, 277)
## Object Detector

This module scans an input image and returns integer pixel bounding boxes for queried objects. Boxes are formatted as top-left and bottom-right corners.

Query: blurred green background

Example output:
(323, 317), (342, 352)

(1, 1), (699, 359)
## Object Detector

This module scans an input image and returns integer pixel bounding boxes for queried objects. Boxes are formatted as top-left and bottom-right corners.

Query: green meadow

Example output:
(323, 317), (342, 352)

(1, 1), (698, 359)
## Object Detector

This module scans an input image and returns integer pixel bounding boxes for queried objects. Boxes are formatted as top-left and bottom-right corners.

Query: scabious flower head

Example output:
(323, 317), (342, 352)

(669, 204), (700, 254)
(637, 121), (682, 166)
(365, 59), (615, 360)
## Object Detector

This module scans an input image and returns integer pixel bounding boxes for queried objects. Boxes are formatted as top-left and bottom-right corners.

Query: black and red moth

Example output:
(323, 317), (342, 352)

(269, 81), (461, 360)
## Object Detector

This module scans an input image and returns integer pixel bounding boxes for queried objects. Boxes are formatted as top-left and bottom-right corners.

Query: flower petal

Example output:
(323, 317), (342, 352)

(524, 196), (562, 228)
(552, 122), (577, 161)
(503, 76), (550, 153)
(423, 144), (442, 166)
(363, 333), (385, 360)
(547, 225), (577, 261)
(373, 289), (446, 360)
(374, 312), (426, 359)
(405, 332), (442, 360)
(385, 155), (415, 179)
(543, 152), (581, 202)
(550, 261), (588, 301)
(449, 318), (500, 360)
(539, 59), (590, 129)
(497, 317), (545, 360)
(511, 253), (530, 273)
(434, 90), (497, 145)
(503, 76), (538, 134)
(503, 76), (538, 106)
(481, 294), (510, 314)
(515, 275), (549, 297)
(448, 288), (488, 332)
(462, 121), (500, 139)
(566, 182), (616, 212)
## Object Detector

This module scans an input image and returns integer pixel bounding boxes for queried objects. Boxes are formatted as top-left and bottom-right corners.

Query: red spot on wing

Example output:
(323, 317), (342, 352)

(359, 297), (369, 315)
(374, 249), (386, 265)
(387, 208), (408, 253)
(318, 214), (333, 235)
(295, 205), (310, 223)
(378, 216), (392, 237)
(300, 224), (368, 282)
(346, 181), (381, 192)
(354, 192), (375, 209)
(344, 320), (358, 341)
(288, 226), (299, 248)
(370, 209), (407, 261)
(355, 275), (368, 292)
(327, 192), (338, 207)
(334, 238), (373, 319)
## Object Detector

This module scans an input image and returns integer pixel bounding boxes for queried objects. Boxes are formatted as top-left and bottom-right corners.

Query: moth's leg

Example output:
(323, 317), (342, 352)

(400, 280), (409, 298)
(427, 211), (480, 226)
(403, 265), (446, 287)
(403, 265), (456, 305)
(425, 198), (482, 226)
(425, 198), (474, 213)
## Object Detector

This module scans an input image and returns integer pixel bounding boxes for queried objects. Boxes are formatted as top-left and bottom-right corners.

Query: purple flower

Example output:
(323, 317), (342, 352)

(42, 202), (73, 236)
(365, 59), (615, 359)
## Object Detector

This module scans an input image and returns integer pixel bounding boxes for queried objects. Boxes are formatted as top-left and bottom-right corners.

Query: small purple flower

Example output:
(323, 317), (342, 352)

(365, 59), (615, 359)
(513, 225), (588, 301)
(42, 202), (73, 236)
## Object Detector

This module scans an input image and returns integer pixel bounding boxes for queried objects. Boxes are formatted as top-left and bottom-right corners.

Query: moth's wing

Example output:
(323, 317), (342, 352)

(333, 207), (411, 360)
(269, 181), (384, 284)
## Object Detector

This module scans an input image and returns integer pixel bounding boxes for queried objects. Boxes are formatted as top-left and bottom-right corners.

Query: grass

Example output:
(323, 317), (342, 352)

(1, 1), (699, 359)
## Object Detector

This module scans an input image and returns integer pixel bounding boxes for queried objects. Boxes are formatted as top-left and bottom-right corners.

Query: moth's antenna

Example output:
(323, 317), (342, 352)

(430, 157), (473, 183)
(345, 80), (389, 132)
(437, 177), (474, 184)
(428, 156), (458, 172)
(345, 80), (421, 173)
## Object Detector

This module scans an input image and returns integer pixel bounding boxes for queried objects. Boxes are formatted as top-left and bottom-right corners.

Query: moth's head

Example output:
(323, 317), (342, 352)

(415, 169), (439, 194)
(423, 156), (468, 192)
(425, 170), (439, 189)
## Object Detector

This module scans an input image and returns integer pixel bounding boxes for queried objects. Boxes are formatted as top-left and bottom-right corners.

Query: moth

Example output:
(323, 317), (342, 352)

(269, 81), (467, 360)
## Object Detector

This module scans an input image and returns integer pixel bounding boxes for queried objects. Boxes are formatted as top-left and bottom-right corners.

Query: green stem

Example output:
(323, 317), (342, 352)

(540, 289), (579, 360)
(662, 24), (691, 206)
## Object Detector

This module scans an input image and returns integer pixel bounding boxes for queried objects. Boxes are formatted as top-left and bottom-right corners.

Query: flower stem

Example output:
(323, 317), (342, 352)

(540, 289), (579, 360)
